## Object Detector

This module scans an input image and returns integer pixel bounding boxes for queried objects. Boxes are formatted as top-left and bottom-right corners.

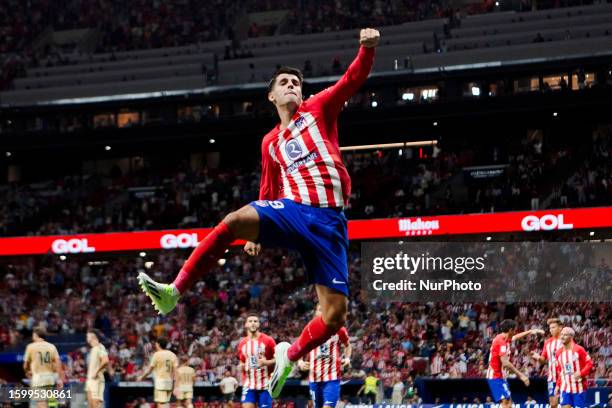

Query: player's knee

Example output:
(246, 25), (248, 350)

(222, 207), (258, 238)
(222, 210), (249, 233)
(323, 303), (347, 330)
(222, 210), (241, 229)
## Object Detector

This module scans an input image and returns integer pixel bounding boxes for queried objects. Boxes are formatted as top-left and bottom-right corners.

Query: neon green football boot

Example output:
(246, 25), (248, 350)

(137, 272), (179, 315)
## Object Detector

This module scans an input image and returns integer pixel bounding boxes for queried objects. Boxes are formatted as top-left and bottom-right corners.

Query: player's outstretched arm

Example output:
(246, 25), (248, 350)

(512, 328), (544, 342)
(312, 28), (379, 116)
(360, 28), (380, 48)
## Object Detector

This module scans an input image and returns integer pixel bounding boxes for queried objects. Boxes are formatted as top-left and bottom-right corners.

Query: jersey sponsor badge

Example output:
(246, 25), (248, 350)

(285, 139), (303, 161)
(294, 115), (307, 131)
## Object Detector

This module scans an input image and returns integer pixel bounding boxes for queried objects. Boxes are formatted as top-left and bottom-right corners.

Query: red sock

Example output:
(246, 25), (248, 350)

(287, 316), (336, 362)
(173, 222), (234, 294)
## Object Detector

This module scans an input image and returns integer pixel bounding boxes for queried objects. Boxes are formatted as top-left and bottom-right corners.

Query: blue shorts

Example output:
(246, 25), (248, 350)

(251, 199), (349, 296)
(241, 388), (272, 408)
(560, 391), (586, 407)
(309, 380), (341, 408)
(548, 381), (557, 398)
(487, 379), (511, 403)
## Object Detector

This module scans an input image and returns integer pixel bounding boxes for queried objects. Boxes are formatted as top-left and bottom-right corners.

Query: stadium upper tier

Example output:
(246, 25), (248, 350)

(1, 3), (612, 106)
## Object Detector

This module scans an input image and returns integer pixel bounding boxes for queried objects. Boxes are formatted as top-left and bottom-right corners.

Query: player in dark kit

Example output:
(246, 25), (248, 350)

(138, 28), (380, 398)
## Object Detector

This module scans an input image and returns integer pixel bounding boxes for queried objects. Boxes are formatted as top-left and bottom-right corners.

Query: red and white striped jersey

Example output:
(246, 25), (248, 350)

(430, 354), (443, 376)
(237, 333), (276, 390)
(487, 334), (511, 379)
(555, 342), (593, 394)
(308, 327), (349, 382)
(259, 46), (375, 208)
(541, 337), (563, 382)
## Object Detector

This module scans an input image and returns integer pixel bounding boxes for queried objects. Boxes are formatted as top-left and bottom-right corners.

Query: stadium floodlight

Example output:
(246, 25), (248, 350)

(209, 138), (216, 144)
(371, 101), (378, 108)
(486, 236), (492, 241)
(105, 145), (111, 151)
(139, 252), (146, 257)
(340, 140), (437, 152)
(5, 152), (11, 157)
(589, 231), (595, 236)
(433, 121), (438, 126)
(59, 255), (67, 261)
(553, 112), (558, 117)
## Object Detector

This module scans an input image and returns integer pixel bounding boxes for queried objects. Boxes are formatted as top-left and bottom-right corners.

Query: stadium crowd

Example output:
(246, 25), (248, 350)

(0, 247), (610, 393)
(1, 126), (610, 237)
(0, 0), (602, 91)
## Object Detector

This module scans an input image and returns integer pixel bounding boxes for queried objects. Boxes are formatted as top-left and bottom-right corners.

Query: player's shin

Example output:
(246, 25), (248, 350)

(173, 221), (235, 294)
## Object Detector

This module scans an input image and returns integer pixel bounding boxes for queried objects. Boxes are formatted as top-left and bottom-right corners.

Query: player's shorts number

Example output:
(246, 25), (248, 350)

(270, 201), (284, 209)
(503, 383), (510, 394)
(254, 200), (284, 209)
(310, 389), (317, 405)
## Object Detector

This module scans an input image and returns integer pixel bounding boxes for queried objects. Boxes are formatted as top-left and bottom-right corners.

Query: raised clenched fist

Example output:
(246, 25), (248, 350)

(359, 28), (380, 48)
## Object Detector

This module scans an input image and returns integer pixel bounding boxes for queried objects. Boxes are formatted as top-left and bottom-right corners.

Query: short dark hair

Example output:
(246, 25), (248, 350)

(33, 327), (46, 339)
(268, 66), (303, 93)
(88, 328), (103, 341)
(500, 319), (517, 333)
(157, 337), (169, 349)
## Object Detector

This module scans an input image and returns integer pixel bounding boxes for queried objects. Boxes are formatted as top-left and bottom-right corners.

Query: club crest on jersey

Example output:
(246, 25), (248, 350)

(294, 115), (307, 130)
(285, 139), (303, 161)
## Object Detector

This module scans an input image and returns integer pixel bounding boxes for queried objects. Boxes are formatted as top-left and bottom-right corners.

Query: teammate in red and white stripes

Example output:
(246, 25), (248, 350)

(237, 315), (276, 408)
(486, 319), (543, 408)
(555, 327), (593, 408)
(531, 318), (564, 408)
(298, 305), (352, 408)
(138, 27), (380, 399)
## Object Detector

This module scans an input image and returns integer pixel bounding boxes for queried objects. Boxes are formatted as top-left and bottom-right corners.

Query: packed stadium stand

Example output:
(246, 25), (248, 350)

(2, 2), (612, 104)
(0, 124), (610, 237)
(1, 250), (610, 386)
